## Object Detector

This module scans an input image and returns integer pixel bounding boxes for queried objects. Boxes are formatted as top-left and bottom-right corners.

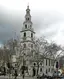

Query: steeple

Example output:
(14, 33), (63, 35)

(24, 5), (31, 22)
(20, 5), (35, 52)
(20, 5), (35, 58)
(20, 5), (35, 39)
(26, 4), (30, 13)
(27, 4), (29, 9)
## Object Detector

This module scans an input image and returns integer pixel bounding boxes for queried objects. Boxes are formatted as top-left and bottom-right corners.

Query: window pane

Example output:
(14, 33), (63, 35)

(46, 59), (47, 66)
(40, 62), (42, 65)
(49, 68), (50, 72)
(40, 68), (42, 72)
(28, 18), (29, 20)
(46, 69), (47, 74)
(24, 32), (26, 37)
(31, 33), (33, 38)
(34, 63), (36, 66)
(25, 24), (27, 28)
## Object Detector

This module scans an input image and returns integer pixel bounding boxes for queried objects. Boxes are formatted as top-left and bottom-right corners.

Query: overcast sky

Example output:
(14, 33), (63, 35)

(0, 0), (64, 46)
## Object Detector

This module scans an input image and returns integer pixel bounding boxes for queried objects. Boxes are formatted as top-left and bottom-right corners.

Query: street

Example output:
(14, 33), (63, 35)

(0, 76), (36, 79)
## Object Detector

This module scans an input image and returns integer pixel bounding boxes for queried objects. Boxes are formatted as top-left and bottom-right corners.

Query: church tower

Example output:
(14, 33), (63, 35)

(20, 5), (35, 56)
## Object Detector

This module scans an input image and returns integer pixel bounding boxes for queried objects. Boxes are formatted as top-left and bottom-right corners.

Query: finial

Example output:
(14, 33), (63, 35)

(27, 2), (29, 9)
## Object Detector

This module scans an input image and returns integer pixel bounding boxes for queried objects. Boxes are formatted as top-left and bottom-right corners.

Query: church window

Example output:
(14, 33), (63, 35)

(26, 18), (29, 21)
(25, 24), (27, 28)
(40, 62), (42, 65)
(31, 33), (33, 38)
(34, 63), (36, 66)
(46, 59), (47, 66)
(49, 68), (50, 72)
(24, 44), (26, 48)
(31, 44), (33, 48)
(40, 68), (42, 72)
(28, 18), (29, 20)
(24, 32), (26, 37)
(46, 69), (47, 74)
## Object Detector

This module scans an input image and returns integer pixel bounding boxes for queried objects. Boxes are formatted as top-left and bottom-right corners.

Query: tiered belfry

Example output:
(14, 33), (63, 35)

(20, 5), (35, 56)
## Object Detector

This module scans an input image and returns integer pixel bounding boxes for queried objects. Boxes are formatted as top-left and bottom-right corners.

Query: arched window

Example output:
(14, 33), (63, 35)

(31, 33), (33, 38)
(34, 63), (36, 66)
(46, 69), (47, 74)
(46, 59), (47, 66)
(24, 32), (26, 37)
(28, 18), (29, 20)
(49, 68), (50, 72)
(24, 44), (26, 48)
(40, 62), (42, 65)
(26, 18), (29, 21)
(40, 68), (42, 72)
(25, 24), (27, 28)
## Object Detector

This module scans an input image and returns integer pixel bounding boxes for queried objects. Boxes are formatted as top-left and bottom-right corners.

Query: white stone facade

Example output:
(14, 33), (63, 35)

(19, 5), (55, 76)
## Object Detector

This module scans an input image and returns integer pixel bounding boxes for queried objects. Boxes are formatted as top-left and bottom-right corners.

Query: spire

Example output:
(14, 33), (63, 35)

(27, 3), (29, 9)
(26, 3), (30, 11)
(24, 4), (31, 22)
(26, 4), (30, 16)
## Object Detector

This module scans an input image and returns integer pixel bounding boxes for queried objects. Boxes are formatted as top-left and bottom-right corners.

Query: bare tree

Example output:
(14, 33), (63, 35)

(34, 37), (62, 59)
(6, 38), (18, 55)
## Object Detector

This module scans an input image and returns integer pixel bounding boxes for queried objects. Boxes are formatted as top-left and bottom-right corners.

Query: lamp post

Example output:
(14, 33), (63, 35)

(7, 62), (11, 79)
(37, 62), (39, 77)
(56, 61), (58, 79)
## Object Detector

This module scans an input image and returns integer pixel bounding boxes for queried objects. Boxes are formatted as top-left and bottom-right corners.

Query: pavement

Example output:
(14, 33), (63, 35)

(0, 76), (37, 79)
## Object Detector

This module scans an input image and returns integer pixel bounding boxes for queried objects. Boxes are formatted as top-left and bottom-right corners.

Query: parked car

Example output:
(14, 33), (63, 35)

(53, 70), (62, 77)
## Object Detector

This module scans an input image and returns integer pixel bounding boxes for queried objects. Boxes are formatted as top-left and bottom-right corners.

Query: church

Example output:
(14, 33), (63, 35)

(12, 5), (55, 77)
